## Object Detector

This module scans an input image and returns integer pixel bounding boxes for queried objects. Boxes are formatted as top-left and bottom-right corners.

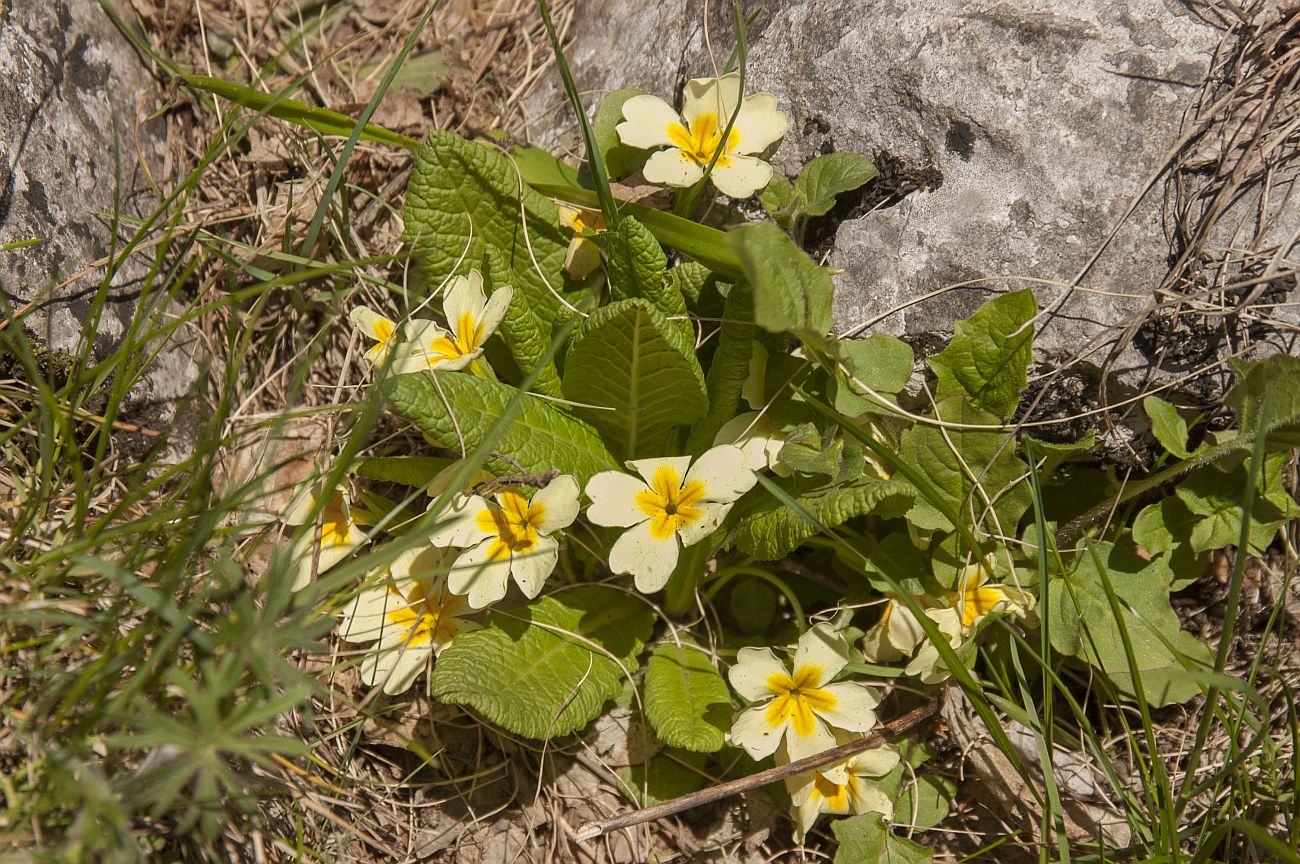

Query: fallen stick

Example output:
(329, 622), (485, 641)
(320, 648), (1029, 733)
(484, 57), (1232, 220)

(575, 698), (941, 841)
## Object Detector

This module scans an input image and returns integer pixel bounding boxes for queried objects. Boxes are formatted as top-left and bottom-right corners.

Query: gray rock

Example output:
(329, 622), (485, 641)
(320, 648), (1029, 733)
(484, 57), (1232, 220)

(0, 1), (196, 435)
(525, 0), (1298, 408)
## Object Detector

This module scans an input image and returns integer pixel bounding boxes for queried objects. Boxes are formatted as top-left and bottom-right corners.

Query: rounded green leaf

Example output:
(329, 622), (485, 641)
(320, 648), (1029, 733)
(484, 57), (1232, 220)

(644, 642), (732, 753)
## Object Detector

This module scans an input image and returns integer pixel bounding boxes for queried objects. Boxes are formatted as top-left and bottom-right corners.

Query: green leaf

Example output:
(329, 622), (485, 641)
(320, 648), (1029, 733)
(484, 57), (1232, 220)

(1226, 354), (1300, 447)
(592, 88), (649, 179)
(383, 372), (617, 484)
(667, 261), (717, 307)
(778, 424), (842, 477)
(733, 479), (915, 561)
(1176, 458), (1296, 555)
(1144, 396), (1190, 458)
(182, 73), (420, 151)
(429, 587), (654, 738)
(897, 397), (1031, 534)
(616, 751), (706, 806)
(834, 335), (915, 416)
(861, 534), (931, 597)
(644, 642), (731, 753)
(360, 50), (447, 99)
(485, 248), (563, 397)
(832, 813), (932, 864)
(562, 299), (707, 460)
(758, 173), (797, 226)
(795, 153), (880, 217)
(352, 456), (452, 487)
(928, 289), (1037, 418)
(686, 284), (755, 454)
(1023, 432), (1096, 477)
(404, 131), (572, 323)
(1047, 541), (1210, 706)
(729, 222), (833, 339)
(602, 218), (692, 346)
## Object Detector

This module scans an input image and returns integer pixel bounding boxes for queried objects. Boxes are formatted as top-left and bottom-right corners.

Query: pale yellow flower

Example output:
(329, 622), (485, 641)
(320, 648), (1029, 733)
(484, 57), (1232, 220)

(283, 479), (367, 591)
(616, 73), (789, 199)
(860, 596), (932, 664)
(713, 412), (790, 476)
(557, 203), (605, 279)
(727, 624), (881, 761)
(585, 445), (757, 593)
(785, 737), (900, 841)
(339, 546), (478, 695)
(430, 475), (580, 608)
(395, 270), (512, 373)
(349, 306), (402, 366)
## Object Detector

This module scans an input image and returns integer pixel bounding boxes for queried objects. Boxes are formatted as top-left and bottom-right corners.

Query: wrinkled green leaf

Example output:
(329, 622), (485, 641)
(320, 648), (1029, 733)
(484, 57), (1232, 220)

(383, 372), (617, 484)
(734, 479), (915, 560)
(644, 642), (731, 753)
(929, 290), (1036, 418)
(562, 299), (707, 460)
(602, 217), (692, 347)
(429, 587), (654, 738)
(686, 284), (755, 454)
(796, 153), (879, 217)
(729, 222), (833, 339)
(404, 131), (573, 322)
(485, 248), (562, 397)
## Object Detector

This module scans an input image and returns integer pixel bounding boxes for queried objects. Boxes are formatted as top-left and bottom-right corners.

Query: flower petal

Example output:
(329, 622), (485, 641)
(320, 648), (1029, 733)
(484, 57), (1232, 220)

(585, 471), (651, 527)
(349, 306), (393, 339)
(446, 538), (513, 609)
(478, 283), (513, 340)
(616, 94), (683, 149)
(428, 494), (495, 548)
(731, 93), (789, 155)
(783, 713), (837, 762)
(793, 622), (850, 686)
(534, 474), (581, 534)
(372, 639), (433, 695)
(608, 519), (680, 593)
(509, 534), (558, 599)
(728, 646), (788, 702)
(850, 744), (901, 779)
(850, 781), (894, 820)
(641, 148), (705, 189)
(443, 270), (487, 326)
(728, 703), (785, 760)
(564, 236), (603, 279)
(709, 154), (773, 199)
(684, 444), (756, 503)
(682, 74), (742, 128)
(675, 500), (731, 548)
(289, 530), (360, 592)
(814, 682), (880, 733)
(340, 582), (401, 644)
(628, 455), (693, 488)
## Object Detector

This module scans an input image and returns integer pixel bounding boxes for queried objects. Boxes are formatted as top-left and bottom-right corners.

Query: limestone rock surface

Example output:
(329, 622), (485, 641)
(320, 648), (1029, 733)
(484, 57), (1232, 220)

(525, 0), (1298, 404)
(0, 1), (195, 426)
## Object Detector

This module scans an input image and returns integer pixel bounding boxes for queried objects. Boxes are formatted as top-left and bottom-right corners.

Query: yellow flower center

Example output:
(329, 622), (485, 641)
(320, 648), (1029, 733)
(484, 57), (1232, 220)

(428, 313), (483, 361)
(365, 317), (396, 362)
(475, 489), (544, 559)
(565, 208), (604, 234)
(668, 113), (740, 167)
(385, 581), (465, 648)
(960, 583), (1007, 628)
(635, 466), (707, 541)
(810, 771), (858, 815)
(319, 493), (352, 548)
(763, 664), (837, 737)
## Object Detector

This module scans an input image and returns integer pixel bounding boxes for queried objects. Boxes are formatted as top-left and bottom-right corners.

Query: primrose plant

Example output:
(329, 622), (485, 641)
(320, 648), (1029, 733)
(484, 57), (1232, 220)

(281, 41), (1300, 856)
